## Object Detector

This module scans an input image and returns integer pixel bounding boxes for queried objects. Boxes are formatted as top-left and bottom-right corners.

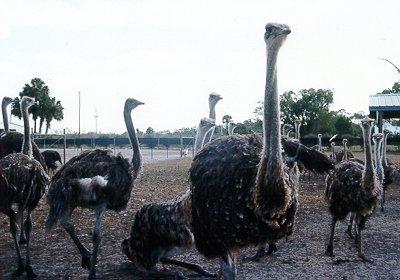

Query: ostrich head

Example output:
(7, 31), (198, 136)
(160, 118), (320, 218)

(372, 133), (384, 144)
(331, 142), (335, 148)
(21, 96), (36, 110)
(264, 23), (291, 48)
(2, 97), (13, 107)
(125, 98), (144, 112)
(318, 133), (322, 138)
(209, 92), (222, 106)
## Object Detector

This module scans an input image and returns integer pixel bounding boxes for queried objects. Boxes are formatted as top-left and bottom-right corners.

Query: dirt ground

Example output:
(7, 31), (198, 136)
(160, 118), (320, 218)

(1, 152), (400, 279)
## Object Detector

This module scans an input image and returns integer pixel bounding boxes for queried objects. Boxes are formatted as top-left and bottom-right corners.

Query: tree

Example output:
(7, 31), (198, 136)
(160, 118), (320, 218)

(11, 78), (63, 134)
(379, 82), (400, 94)
(145, 127), (155, 135)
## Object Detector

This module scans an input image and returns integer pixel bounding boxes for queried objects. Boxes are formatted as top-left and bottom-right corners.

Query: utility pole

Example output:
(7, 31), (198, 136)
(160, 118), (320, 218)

(94, 107), (98, 134)
(78, 91), (81, 138)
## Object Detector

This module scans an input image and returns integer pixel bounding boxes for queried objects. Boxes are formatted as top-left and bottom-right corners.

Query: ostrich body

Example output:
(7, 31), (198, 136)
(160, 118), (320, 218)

(46, 98), (143, 279)
(194, 118), (216, 154)
(122, 118), (216, 278)
(0, 96), (49, 278)
(325, 118), (382, 262)
(0, 97), (47, 171)
(336, 138), (354, 162)
(190, 23), (300, 279)
(380, 130), (395, 211)
(41, 150), (62, 175)
(203, 93), (222, 144)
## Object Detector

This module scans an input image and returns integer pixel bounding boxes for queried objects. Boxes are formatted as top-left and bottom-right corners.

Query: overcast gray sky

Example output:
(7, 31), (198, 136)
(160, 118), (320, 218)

(0, 0), (399, 134)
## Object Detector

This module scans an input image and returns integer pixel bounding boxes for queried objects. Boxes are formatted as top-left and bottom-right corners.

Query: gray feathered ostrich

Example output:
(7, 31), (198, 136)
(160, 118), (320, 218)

(329, 142), (337, 162)
(122, 118), (216, 278)
(311, 133), (322, 151)
(0, 96), (49, 278)
(41, 150), (62, 175)
(336, 138), (354, 162)
(203, 92), (222, 145)
(194, 118), (216, 154)
(0, 96), (47, 171)
(380, 129), (396, 212)
(46, 98), (143, 279)
(227, 121), (237, 136)
(190, 23), (333, 279)
(325, 118), (382, 262)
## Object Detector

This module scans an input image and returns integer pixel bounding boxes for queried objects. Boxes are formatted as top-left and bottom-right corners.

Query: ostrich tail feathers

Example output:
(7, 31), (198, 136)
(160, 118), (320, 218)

(45, 184), (70, 230)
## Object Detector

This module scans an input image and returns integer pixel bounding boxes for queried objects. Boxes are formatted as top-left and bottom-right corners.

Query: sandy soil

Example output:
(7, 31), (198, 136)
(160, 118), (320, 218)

(0, 153), (399, 279)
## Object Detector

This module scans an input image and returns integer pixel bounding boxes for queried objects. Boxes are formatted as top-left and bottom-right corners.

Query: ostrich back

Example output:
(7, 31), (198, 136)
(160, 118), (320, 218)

(0, 153), (48, 213)
(325, 161), (379, 220)
(125, 192), (192, 269)
(48, 149), (134, 211)
(0, 132), (47, 172)
(190, 134), (299, 258)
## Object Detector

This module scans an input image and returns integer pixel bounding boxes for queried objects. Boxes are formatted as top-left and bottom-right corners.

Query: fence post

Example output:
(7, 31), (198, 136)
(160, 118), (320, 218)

(180, 133), (183, 157)
(166, 146), (169, 158)
(113, 136), (116, 155)
(151, 148), (153, 159)
(63, 129), (66, 164)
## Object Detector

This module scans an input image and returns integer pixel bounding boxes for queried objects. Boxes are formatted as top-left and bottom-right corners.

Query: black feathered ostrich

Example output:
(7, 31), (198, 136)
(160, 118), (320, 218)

(0, 96), (49, 278)
(0, 96), (47, 171)
(335, 138), (354, 162)
(122, 118), (216, 278)
(41, 150), (62, 175)
(380, 129), (396, 212)
(46, 98), (143, 279)
(325, 118), (382, 262)
(190, 23), (332, 279)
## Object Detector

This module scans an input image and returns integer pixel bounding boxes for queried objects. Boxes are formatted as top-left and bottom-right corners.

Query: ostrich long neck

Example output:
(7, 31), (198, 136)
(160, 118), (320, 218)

(343, 142), (348, 161)
(382, 133), (388, 166)
(124, 108), (141, 176)
(318, 136), (322, 151)
(264, 46), (283, 166)
(374, 139), (384, 184)
(209, 102), (216, 120)
(362, 126), (375, 185)
(331, 145), (336, 161)
(21, 103), (32, 157)
(194, 124), (212, 154)
(2, 100), (9, 132)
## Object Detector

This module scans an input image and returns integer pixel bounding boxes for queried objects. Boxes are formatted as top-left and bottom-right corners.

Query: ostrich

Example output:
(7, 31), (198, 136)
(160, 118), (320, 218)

(0, 96), (49, 278)
(194, 118), (215, 154)
(203, 93), (222, 144)
(227, 121), (237, 136)
(325, 118), (382, 262)
(380, 129), (396, 212)
(311, 133), (322, 151)
(190, 23), (332, 279)
(41, 150), (62, 175)
(0, 96), (47, 171)
(46, 98), (143, 279)
(121, 118), (216, 278)
(329, 142), (337, 162)
(336, 138), (354, 162)
(282, 124), (293, 138)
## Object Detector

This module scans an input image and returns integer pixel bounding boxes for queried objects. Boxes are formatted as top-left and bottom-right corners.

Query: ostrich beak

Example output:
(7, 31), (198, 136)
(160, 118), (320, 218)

(281, 28), (291, 35)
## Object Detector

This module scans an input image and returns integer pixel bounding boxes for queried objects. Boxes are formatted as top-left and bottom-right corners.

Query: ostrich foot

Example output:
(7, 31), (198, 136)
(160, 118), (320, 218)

(325, 245), (334, 257)
(81, 253), (92, 270)
(243, 244), (277, 262)
(359, 254), (373, 263)
(12, 263), (25, 277)
(26, 265), (37, 279)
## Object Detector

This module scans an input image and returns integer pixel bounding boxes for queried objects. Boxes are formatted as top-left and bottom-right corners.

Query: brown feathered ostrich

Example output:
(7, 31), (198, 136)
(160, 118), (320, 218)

(203, 93), (222, 145)
(325, 118), (382, 262)
(46, 98), (143, 279)
(41, 150), (62, 175)
(194, 118), (216, 154)
(329, 142), (337, 162)
(380, 129), (396, 212)
(0, 96), (47, 171)
(122, 118), (216, 278)
(189, 23), (330, 279)
(336, 138), (354, 162)
(0, 96), (49, 278)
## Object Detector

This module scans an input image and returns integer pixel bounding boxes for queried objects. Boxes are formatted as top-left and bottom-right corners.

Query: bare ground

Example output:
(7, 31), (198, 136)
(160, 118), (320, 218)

(1, 153), (400, 279)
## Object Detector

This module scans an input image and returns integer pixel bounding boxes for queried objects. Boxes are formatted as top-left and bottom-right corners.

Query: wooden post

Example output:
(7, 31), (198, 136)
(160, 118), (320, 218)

(166, 146), (169, 158)
(377, 111), (383, 133)
(180, 133), (183, 157)
(63, 129), (66, 164)
(113, 136), (116, 155)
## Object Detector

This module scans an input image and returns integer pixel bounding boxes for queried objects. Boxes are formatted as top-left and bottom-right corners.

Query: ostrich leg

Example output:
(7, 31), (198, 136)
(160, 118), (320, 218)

(88, 203), (107, 280)
(219, 251), (236, 280)
(6, 209), (25, 276)
(325, 217), (337, 257)
(17, 205), (27, 245)
(381, 189), (386, 212)
(355, 215), (372, 263)
(61, 214), (92, 269)
(24, 211), (37, 278)
(242, 242), (277, 262)
(346, 213), (355, 239)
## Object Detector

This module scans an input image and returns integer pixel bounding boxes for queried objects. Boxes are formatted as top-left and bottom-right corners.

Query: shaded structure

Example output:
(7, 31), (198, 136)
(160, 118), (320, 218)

(369, 93), (400, 132)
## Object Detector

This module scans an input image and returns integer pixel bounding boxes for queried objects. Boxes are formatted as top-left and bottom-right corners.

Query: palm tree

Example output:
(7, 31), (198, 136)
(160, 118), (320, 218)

(44, 98), (64, 134)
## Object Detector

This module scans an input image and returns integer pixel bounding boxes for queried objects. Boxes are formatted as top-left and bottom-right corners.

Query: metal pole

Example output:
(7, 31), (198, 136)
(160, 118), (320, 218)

(63, 129), (66, 164)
